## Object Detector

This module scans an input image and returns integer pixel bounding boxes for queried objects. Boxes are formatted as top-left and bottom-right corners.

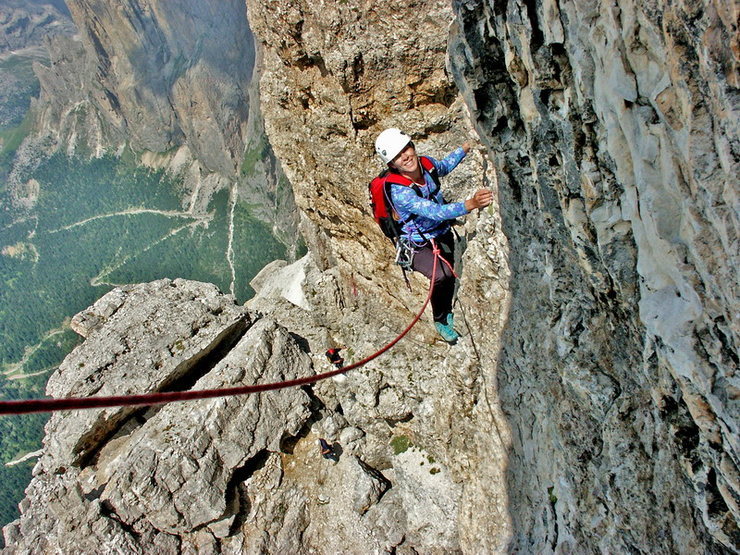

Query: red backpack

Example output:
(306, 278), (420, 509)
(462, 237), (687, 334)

(368, 156), (440, 242)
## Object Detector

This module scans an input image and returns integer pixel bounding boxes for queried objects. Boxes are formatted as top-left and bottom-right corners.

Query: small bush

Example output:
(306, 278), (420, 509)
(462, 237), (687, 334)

(390, 435), (411, 455)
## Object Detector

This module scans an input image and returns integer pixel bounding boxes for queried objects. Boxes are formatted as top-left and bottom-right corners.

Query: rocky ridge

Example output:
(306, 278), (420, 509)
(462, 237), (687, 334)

(2, 0), (738, 553)
(3, 277), (471, 553)
(0, 2), (73, 131)
(243, 0), (738, 551)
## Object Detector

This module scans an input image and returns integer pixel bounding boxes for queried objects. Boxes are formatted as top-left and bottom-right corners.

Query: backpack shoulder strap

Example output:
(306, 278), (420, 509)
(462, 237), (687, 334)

(419, 156), (435, 172)
(419, 156), (441, 195)
(383, 178), (421, 207)
(384, 171), (412, 187)
(383, 175), (421, 228)
(384, 171), (422, 196)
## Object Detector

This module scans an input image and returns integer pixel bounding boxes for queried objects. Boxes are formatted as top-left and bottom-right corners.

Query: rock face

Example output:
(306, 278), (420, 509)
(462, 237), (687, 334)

(0, 2), (74, 130)
(0, 1), (74, 54)
(10, 0), (298, 241)
(3, 0), (738, 553)
(32, 0), (253, 174)
(448, 1), (738, 551)
(3, 280), (315, 552)
(243, 0), (737, 551)
(3, 278), (470, 553)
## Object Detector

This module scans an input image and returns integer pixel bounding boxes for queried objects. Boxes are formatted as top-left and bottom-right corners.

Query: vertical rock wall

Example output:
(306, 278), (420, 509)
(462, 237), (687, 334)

(33, 0), (253, 174)
(12, 0), (298, 246)
(245, 1), (515, 552)
(449, 0), (737, 551)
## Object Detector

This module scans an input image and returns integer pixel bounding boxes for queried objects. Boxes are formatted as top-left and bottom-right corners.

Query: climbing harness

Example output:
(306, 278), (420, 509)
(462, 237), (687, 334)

(0, 248), (443, 416)
(394, 237), (415, 271)
(369, 156), (449, 292)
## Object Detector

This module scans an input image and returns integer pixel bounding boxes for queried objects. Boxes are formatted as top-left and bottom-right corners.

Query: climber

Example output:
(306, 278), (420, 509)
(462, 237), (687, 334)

(325, 347), (345, 369)
(318, 438), (338, 461)
(374, 128), (493, 343)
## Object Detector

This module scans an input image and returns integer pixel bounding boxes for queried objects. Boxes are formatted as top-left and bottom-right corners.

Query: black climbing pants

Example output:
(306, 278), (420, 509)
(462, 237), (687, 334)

(411, 230), (456, 323)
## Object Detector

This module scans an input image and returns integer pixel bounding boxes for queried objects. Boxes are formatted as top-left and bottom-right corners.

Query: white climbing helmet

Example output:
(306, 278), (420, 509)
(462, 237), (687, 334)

(375, 128), (412, 164)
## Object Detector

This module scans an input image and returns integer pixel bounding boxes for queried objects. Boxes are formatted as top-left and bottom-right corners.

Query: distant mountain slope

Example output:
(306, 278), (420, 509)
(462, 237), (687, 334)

(0, 0), (74, 54)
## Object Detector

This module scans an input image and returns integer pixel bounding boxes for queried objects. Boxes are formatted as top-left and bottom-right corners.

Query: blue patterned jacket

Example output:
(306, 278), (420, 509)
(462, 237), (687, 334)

(389, 147), (469, 244)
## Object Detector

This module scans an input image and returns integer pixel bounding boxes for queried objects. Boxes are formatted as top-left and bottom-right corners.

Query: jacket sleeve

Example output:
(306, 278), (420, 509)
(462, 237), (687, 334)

(429, 147), (466, 177)
(391, 185), (468, 222)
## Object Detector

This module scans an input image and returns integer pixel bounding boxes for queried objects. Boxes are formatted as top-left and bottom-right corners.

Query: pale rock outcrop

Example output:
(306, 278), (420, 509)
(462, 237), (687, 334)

(4, 276), (475, 554)
(3, 280), (315, 553)
(44, 279), (251, 467)
(249, 256), (312, 310)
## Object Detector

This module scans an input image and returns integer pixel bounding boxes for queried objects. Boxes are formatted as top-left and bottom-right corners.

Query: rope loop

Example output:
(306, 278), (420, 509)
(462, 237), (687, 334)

(0, 251), (443, 415)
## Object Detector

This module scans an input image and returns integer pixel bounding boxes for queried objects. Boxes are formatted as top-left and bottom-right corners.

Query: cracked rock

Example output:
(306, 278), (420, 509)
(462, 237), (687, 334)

(3, 282), (314, 552)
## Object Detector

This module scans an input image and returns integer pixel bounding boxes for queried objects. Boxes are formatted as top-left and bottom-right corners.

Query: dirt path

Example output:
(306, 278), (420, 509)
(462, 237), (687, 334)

(47, 208), (209, 233)
(2, 327), (67, 377)
(226, 183), (237, 296)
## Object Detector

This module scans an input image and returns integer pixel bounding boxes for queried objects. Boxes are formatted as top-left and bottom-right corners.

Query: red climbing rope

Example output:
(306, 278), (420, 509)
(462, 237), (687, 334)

(0, 246), (444, 415)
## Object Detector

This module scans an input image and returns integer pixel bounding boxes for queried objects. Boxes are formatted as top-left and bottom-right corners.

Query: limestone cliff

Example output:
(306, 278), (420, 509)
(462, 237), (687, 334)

(448, 1), (738, 550)
(35, 1), (252, 172)
(3, 0), (738, 553)
(0, 1), (73, 54)
(0, 2), (73, 132)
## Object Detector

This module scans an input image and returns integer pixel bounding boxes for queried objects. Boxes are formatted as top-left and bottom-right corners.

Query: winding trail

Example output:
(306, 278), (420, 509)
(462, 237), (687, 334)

(47, 208), (208, 234)
(8, 367), (56, 380)
(2, 327), (68, 377)
(42, 204), (216, 287)
(5, 449), (43, 467)
(5, 187), (239, 379)
(226, 183), (238, 296)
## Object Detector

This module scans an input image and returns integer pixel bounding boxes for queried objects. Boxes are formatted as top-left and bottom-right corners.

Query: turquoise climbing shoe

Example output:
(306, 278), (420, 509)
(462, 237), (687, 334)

(446, 312), (455, 330)
(435, 321), (459, 343)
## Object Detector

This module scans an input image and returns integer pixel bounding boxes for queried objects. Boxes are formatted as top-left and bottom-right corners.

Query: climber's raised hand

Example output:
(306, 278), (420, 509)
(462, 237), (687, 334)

(465, 188), (493, 211)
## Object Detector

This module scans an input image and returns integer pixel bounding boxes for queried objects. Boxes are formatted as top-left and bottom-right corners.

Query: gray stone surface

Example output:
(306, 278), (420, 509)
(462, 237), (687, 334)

(448, 0), (738, 551)
(245, 0), (737, 551)
(44, 279), (251, 467)
(35, 0), (254, 174)
(3, 281), (314, 553)
(0, 1), (74, 54)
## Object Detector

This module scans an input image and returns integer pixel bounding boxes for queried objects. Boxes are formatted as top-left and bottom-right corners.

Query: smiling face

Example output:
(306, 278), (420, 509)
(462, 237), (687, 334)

(391, 143), (419, 174)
